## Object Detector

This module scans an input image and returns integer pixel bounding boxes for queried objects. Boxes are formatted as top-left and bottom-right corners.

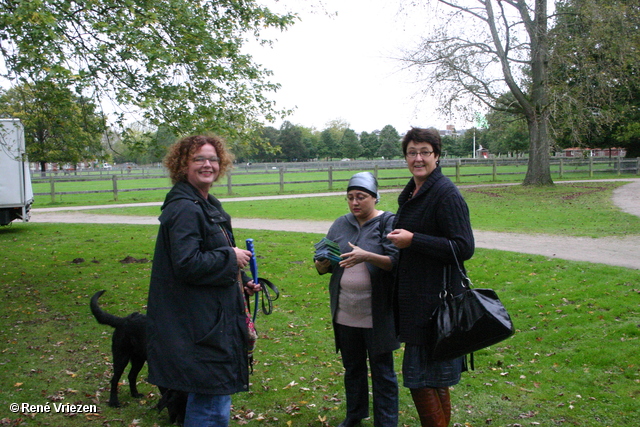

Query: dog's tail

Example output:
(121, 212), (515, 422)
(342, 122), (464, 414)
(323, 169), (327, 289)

(90, 290), (128, 328)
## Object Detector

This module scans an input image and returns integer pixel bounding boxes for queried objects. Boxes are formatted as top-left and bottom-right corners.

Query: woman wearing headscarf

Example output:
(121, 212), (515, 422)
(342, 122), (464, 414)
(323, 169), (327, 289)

(387, 128), (475, 427)
(315, 172), (400, 427)
(146, 135), (260, 427)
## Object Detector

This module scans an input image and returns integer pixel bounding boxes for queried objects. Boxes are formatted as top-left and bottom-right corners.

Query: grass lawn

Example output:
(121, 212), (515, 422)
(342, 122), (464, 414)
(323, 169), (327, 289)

(77, 181), (640, 238)
(1, 224), (639, 426)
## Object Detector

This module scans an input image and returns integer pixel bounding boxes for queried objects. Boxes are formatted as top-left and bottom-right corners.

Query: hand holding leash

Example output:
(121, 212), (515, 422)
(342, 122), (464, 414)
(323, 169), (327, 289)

(244, 238), (279, 322)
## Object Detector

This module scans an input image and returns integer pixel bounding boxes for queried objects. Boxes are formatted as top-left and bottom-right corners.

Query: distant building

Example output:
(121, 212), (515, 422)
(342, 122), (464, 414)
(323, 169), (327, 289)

(476, 147), (490, 158)
(440, 125), (457, 137)
(563, 147), (627, 157)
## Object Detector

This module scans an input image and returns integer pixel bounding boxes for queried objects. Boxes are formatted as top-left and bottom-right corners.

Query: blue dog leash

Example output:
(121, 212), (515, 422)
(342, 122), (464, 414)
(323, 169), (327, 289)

(245, 239), (260, 323)
(245, 239), (280, 323)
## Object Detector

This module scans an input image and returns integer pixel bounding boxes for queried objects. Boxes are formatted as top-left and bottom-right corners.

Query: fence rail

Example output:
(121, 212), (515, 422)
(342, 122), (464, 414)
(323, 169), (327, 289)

(33, 157), (640, 202)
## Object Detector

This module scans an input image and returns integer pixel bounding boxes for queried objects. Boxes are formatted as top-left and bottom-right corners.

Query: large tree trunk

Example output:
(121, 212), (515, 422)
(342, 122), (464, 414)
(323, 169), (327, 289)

(524, 113), (554, 185)
(522, 0), (554, 186)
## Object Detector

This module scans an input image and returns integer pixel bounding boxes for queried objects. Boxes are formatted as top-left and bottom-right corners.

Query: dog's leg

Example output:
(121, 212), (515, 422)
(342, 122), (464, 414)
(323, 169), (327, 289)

(128, 355), (145, 399)
(109, 351), (130, 407)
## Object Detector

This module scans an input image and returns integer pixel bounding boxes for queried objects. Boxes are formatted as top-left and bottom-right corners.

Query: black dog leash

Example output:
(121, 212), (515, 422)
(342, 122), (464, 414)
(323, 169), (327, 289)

(257, 277), (279, 316)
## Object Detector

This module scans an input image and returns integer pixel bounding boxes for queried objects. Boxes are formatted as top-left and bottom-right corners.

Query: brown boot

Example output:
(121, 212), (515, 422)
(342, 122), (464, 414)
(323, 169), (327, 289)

(436, 387), (451, 426)
(410, 387), (447, 427)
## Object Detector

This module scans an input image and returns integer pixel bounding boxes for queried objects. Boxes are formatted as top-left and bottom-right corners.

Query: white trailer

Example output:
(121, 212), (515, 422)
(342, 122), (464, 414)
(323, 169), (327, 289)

(0, 118), (34, 225)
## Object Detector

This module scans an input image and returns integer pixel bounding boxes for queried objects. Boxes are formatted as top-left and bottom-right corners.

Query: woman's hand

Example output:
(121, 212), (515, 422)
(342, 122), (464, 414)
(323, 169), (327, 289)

(233, 247), (253, 269)
(315, 258), (331, 274)
(387, 229), (414, 249)
(244, 280), (261, 296)
(339, 242), (368, 268)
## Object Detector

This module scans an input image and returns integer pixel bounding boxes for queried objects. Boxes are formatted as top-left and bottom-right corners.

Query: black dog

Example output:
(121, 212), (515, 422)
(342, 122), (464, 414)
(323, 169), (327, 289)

(90, 290), (186, 424)
(157, 387), (188, 425)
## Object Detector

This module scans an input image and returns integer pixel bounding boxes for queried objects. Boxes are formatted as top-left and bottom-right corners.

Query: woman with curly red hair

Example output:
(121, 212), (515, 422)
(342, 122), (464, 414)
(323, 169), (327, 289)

(147, 134), (259, 427)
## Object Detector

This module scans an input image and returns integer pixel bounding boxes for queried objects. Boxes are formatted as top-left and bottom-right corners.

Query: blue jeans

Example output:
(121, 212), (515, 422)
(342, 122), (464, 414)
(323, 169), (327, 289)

(336, 323), (399, 427)
(184, 393), (232, 427)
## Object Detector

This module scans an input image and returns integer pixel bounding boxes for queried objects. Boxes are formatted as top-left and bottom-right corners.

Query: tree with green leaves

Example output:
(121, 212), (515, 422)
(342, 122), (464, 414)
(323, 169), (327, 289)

(255, 126), (281, 162)
(401, 0), (554, 185)
(0, 81), (105, 172)
(112, 123), (176, 165)
(442, 134), (473, 158)
(360, 131), (381, 159)
(549, 0), (640, 157)
(319, 120), (349, 159)
(0, 0), (296, 141)
(341, 129), (362, 159)
(483, 94), (530, 157)
(318, 128), (338, 160)
(402, 0), (639, 183)
(377, 125), (401, 159)
(277, 121), (307, 162)
(300, 126), (321, 160)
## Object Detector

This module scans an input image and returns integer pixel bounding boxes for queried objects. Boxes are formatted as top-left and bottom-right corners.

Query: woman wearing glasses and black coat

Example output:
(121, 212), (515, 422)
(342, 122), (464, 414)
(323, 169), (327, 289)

(146, 135), (260, 426)
(387, 128), (475, 427)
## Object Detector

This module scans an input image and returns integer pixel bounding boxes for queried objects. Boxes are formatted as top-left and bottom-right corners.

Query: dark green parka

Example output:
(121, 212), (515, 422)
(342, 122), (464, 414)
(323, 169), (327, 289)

(146, 181), (249, 395)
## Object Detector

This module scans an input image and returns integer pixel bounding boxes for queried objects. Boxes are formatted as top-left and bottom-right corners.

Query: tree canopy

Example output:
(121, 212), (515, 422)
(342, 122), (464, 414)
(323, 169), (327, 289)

(549, 0), (640, 156)
(0, 82), (105, 171)
(377, 125), (402, 159)
(401, 0), (639, 183)
(0, 0), (296, 140)
(401, 0), (555, 185)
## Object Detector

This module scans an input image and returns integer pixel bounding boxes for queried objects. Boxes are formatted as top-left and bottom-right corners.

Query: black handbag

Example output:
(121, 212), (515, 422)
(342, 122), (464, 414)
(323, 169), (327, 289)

(427, 241), (515, 362)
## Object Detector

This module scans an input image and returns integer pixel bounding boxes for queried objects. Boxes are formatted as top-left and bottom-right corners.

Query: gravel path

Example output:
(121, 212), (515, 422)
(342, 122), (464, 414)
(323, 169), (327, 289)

(28, 179), (640, 270)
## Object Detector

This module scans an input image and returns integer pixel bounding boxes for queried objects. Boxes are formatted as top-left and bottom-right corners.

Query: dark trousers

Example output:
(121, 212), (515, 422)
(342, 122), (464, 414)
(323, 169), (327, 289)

(335, 323), (399, 427)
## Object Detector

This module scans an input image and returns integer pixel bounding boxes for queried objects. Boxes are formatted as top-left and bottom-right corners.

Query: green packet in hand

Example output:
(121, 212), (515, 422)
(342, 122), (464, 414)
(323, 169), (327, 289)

(313, 237), (342, 265)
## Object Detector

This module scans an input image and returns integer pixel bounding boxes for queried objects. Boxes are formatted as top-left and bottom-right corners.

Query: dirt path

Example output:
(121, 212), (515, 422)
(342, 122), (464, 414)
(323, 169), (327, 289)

(28, 179), (640, 270)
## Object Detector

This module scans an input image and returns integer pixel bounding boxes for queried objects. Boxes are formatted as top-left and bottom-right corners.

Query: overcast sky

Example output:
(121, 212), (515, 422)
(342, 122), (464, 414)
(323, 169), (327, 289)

(1, 0), (468, 134)
(249, 0), (464, 134)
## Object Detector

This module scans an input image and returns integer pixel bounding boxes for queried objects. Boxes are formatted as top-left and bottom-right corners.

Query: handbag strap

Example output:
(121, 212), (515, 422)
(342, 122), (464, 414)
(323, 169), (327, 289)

(441, 263), (451, 295)
(378, 211), (392, 239)
(447, 240), (476, 371)
(447, 240), (472, 289)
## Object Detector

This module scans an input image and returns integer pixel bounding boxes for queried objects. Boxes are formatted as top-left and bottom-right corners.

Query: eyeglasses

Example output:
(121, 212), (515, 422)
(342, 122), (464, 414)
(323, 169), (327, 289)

(192, 156), (220, 165)
(346, 194), (371, 203)
(406, 151), (434, 159)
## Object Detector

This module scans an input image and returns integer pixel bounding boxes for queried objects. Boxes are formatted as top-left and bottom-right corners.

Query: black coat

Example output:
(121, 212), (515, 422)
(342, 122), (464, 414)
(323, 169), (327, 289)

(146, 181), (250, 395)
(393, 168), (475, 345)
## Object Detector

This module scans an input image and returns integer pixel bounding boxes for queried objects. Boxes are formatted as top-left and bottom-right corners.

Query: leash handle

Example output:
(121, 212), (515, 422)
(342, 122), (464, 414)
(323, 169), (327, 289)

(245, 238), (258, 284)
(245, 239), (259, 322)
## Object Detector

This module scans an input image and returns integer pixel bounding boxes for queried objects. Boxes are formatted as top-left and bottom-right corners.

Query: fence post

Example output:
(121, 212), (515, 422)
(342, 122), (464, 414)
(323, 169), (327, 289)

(227, 171), (233, 195)
(559, 158), (564, 178)
(455, 159), (461, 183)
(617, 155), (621, 176)
(637, 158), (640, 176)
(50, 177), (56, 203)
(492, 159), (497, 181)
(374, 164), (379, 179)
(112, 175), (118, 201)
(589, 157), (594, 178)
(328, 166), (333, 190)
(279, 167), (284, 192)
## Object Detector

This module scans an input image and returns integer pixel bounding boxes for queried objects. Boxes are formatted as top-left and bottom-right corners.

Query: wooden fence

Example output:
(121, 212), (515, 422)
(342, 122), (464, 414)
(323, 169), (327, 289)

(33, 157), (640, 202)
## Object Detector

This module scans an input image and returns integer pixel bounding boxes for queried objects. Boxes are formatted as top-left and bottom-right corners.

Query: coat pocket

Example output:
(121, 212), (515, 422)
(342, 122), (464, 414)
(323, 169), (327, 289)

(195, 312), (233, 362)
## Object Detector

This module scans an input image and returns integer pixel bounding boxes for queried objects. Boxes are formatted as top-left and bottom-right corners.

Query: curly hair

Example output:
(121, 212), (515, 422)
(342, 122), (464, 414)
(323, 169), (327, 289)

(164, 134), (234, 185)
